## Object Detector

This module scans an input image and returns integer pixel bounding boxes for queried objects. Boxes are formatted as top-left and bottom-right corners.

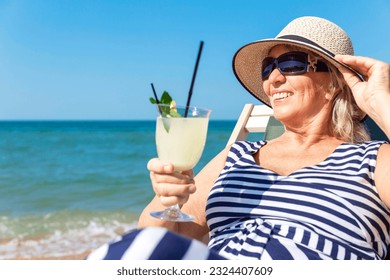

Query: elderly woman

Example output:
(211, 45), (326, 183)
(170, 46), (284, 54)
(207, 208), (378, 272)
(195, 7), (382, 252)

(88, 16), (390, 260)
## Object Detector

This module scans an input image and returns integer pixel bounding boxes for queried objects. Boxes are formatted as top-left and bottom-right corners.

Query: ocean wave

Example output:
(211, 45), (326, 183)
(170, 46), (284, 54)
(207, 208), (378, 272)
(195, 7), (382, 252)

(0, 210), (138, 259)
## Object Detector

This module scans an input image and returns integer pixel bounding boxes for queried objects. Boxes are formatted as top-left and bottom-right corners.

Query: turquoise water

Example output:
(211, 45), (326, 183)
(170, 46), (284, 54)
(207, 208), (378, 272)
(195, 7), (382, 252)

(0, 120), (245, 259)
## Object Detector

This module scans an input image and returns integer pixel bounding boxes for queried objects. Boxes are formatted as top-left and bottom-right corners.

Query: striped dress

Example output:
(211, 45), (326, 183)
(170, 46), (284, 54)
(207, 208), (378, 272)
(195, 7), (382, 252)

(206, 140), (390, 260)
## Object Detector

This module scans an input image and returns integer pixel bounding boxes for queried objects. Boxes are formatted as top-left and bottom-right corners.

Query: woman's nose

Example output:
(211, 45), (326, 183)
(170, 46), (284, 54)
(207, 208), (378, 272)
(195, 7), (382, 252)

(267, 68), (286, 84)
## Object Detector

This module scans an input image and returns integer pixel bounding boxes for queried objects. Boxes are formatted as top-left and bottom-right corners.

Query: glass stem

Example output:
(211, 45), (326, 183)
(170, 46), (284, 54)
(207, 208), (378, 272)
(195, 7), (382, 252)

(166, 204), (181, 216)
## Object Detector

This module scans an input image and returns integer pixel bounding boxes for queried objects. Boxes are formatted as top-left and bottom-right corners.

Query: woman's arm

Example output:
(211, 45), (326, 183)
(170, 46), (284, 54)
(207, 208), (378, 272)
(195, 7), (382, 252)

(337, 55), (390, 208)
(336, 55), (390, 136)
(137, 146), (230, 241)
(374, 144), (390, 208)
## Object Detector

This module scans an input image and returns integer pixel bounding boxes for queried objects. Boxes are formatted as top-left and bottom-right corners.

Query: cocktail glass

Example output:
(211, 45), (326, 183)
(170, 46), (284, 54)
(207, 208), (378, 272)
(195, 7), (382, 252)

(150, 104), (211, 222)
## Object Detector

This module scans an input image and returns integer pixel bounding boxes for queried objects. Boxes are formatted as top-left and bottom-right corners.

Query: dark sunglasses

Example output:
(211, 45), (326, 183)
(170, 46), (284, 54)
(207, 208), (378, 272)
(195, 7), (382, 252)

(261, 51), (329, 80)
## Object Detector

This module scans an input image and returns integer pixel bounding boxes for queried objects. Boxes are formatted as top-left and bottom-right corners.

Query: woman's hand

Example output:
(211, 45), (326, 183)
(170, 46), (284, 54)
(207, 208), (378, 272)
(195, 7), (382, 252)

(336, 55), (390, 122)
(147, 158), (196, 207)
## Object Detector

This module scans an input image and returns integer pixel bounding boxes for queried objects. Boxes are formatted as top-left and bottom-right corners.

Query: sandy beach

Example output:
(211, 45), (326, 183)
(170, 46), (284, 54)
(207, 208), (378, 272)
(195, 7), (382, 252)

(9, 251), (91, 260)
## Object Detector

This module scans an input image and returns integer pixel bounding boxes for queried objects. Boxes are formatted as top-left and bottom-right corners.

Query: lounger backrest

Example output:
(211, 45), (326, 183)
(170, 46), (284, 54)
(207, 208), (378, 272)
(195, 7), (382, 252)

(227, 104), (283, 146)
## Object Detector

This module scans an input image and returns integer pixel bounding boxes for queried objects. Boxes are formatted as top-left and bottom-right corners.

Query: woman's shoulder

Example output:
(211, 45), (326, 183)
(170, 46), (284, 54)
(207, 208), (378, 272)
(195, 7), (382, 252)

(230, 140), (266, 154)
(222, 141), (266, 169)
(334, 140), (388, 161)
(341, 140), (388, 151)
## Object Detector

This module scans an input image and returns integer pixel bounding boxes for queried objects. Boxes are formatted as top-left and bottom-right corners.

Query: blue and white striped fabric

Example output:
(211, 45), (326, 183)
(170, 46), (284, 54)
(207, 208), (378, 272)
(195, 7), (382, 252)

(206, 140), (390, 260)
(86, 227), (225, 260)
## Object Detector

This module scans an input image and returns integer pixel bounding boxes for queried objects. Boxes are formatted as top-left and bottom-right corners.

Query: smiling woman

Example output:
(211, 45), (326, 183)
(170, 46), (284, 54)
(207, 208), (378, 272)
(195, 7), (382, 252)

(86, 16), (390, 260)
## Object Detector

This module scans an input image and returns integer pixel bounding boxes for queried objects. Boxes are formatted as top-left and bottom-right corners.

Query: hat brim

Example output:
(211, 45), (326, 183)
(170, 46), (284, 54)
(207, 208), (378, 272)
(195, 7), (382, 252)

(232, 38), (364, 107)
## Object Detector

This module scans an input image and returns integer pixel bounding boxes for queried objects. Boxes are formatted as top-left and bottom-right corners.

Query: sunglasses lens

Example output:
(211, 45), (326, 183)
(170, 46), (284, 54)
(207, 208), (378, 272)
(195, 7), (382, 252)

(261, 57), (275, 79)
(278, 53), (307, 74)
(261, 52), (309, 80)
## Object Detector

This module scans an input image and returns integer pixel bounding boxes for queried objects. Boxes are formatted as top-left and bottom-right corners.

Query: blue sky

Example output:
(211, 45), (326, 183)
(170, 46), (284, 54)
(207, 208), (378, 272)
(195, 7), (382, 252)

(0, 0), (389, 120)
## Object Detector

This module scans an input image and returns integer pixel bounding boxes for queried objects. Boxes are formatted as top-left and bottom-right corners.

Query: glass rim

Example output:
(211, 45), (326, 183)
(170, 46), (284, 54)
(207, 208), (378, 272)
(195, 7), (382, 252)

(155, 104), (211, 112)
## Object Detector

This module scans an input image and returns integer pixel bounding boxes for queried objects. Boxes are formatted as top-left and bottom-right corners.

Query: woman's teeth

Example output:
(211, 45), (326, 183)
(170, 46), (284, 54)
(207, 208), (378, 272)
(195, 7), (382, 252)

(273, 92), (291, 100)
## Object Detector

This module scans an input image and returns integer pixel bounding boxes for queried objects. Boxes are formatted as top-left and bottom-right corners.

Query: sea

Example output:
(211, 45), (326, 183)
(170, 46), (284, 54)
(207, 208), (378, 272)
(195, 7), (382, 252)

(0, 120), (263, 259)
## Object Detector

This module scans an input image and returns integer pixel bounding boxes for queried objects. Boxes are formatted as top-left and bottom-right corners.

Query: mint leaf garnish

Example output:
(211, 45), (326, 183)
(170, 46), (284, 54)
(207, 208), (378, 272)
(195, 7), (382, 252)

(149, 91), (182, 118)
(150, 91), (183, 132)
(160, 91), (173, 105)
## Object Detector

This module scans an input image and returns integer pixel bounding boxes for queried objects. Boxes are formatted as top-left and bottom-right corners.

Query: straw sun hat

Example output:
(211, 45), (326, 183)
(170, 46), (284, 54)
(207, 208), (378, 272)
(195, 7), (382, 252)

(233, 16), (363, 106)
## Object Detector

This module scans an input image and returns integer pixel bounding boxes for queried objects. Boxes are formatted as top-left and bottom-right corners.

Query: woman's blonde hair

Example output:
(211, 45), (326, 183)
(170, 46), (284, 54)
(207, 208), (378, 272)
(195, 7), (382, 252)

(327, 65), (370, 143)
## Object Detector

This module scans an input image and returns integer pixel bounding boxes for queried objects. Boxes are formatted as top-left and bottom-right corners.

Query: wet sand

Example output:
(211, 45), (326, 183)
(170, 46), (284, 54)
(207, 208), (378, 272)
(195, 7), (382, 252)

(6, 250), (91, 260)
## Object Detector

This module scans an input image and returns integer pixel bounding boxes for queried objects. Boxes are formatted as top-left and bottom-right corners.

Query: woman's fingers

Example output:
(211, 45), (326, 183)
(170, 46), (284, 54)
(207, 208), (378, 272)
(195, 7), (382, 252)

(151, 173), (195, 193)
(147, 158), (174, 173)
(336, 54), (390, 88)
(336, 55), (367, 85)
(335, 54), (390, 115)
(158, 188), (194, 207)
(147, 158), (196, 207)
(154, 182), (196, 207)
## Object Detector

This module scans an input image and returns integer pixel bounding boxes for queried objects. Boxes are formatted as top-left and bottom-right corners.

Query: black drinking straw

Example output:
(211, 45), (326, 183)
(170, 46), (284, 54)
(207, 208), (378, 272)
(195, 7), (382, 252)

(151, 83), (159, 103)
(185, 41), (204, 117)
(151, 83), (162, 114)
